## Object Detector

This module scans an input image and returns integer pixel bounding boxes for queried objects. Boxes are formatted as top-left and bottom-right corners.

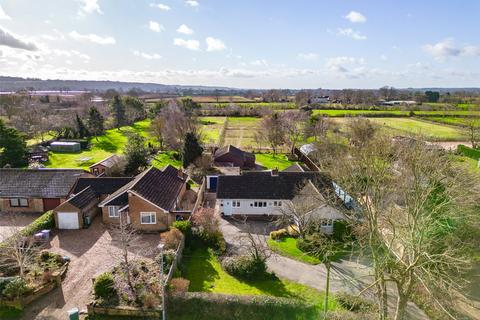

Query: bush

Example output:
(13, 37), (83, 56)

(335, 292), (378, 313)
(333, 220), (352, 242)
(198, 230), (226, 255)
(0, 277), (17, 297)
(93, 272), (116, 301)
(172, 220), (192, 235)
(21, 210), (55, 237)
(141, 292), (160, 308)
(222, 255), (267, 280)
(270, 229), (288, 240)
(156, 249), (176, 273)
(296, 238), (314, 253)
(457, 144), (480, 160)
(2, 277), (28, 299)
(169, 277), (190, 296)
(161, 228), (184, 250)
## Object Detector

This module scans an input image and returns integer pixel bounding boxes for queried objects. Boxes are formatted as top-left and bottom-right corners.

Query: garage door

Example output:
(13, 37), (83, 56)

(43, 198), (61, 211)
(57, 212), (79, 229)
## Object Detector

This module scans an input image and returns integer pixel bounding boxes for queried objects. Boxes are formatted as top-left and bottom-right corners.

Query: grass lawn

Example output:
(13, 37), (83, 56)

(45, 120), (159, 169)
(181, 246), (340, 312)
(223, 117), (261, 148)
(152, 151), (182, 168)
(255, 153), (296, 170)
(199, 116), (227, 144)
(267, 237), (321, 264)
(0, 306), (22, 319)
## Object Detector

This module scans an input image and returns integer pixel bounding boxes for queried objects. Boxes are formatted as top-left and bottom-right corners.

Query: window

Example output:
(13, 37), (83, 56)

(321, 219), (333, 227)
(232, 201), (240, 207)
(10, 198), (28, 207)
(253, 201), (267, 208)
(108, 206), (120, 218)
(140, 212), (156, 224)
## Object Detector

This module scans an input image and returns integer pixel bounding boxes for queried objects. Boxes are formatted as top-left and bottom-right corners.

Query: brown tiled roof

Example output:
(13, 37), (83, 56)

(99, 165), (187, 211)
(89, 155), (123, 169)
(0, 169), (86, 198)
(214, 145), (255, 162)
(68, 186), (98, 209)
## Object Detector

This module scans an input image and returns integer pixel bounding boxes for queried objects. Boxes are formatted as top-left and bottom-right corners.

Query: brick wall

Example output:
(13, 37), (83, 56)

(128, 193), (172, 231)
(0, 198), (44, 213)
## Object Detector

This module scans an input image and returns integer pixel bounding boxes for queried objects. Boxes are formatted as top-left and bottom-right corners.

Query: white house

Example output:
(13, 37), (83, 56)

(216, 170), (347, 234)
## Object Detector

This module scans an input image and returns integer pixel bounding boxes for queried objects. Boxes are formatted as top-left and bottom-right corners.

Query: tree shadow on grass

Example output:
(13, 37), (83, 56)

(181, 246), (220, 292)
(240, 274), (295, 298)
(93, 136), (119, 153)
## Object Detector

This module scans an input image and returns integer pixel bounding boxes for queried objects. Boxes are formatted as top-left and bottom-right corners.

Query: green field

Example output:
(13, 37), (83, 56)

(45, 120), (155, 169)
(181, 246), (339, 313)
(223, 117), (261, 148)
(206, 102), (296, 109)
(199, 116), (227, 144)
(312, 109), (480, 117)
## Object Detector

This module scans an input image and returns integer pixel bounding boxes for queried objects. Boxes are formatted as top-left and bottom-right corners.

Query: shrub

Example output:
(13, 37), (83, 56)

(198, 230), (226, 255)
(141, 292), (160, 308)
(222, 255), (267, 280)
(172, 220), (192, 236)
(156, 249), (176, 273)
(335, 292), (378, 313)
(296, 237), (314, 253)
(21, 210), (55, 237)
(161, 228), (183, 250)
(0, 277), (17, 296)
(286, 225), (300, 237)
(93, 272), (116, 301)
(169, 277), (190, 296)
(2, 277), (28, 299)
(333, 220), (352, 242)
(270, 229), (288, 240)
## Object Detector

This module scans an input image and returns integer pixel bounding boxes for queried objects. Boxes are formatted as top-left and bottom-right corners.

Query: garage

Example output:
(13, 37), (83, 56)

(57, 212), (80, 229)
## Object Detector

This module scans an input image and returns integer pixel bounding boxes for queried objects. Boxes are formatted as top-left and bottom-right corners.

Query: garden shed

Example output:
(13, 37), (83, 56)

(50, 141), (81, 153)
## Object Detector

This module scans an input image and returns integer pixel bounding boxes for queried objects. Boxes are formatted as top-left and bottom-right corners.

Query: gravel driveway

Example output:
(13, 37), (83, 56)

(0, 212), (41, 242)
(219, 217), (428, 320)
(20, 217), (161, 320)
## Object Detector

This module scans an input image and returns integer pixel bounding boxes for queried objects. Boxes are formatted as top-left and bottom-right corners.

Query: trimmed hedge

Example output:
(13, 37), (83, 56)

(21, 210), (55, 237)
(222, 255), (267, 280)
(457, 144), (480, 160)
(167, 292), (318, 320)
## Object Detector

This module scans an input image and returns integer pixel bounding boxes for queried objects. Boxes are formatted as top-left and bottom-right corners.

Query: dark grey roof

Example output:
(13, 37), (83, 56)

(68, 186), (98, 209)
(214, 145), (254, 161)
(282, 163), (306, 173)
(71, 177), (133, 196)
(216, 171), (334, 200)
(89, 155), (123, 169)
(0, 169), (86, 198)
(100, 165), (187, 211)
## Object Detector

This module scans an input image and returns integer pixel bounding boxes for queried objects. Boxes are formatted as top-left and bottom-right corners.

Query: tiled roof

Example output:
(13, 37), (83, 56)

(89, 155), (123, 169)
(99, 165), (187, 211)
(216, 170), (334, 200)
(214, 145), (254, 161)
(68, 186), (98, 209)
(0, 169), (86, 198)
(71, 177), (133, 196)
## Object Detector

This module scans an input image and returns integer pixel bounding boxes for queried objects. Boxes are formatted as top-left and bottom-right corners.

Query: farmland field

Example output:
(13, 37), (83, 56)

(199, 116), (227, 144)
(223, 117), (261, 148)
(312, 109), (480, 117)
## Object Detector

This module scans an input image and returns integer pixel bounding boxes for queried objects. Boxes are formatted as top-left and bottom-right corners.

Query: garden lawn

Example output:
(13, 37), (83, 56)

(45, 120), (159, 169)
(0, 306), (22, 319)
(255, 153), (296, 170)
(181, 247), (340, 312)
(199, 116), (226, 144)
(267, 237), (321, 264)
(152, 151), (182, 168)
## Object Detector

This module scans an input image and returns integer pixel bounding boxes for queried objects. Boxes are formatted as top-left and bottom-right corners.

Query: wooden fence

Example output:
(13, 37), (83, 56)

(293, 147), (320, 172)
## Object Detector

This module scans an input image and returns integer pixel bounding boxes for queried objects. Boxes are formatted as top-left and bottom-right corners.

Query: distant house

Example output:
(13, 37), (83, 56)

(54, 177), (133, 229)
(216, 170), (346, 233)
(99, 165), (193, 231)
(89, 155), (125, 177)
(214, 145), (255, 169)
(309, 96), (330, 104)
(0, 169), (91, 213)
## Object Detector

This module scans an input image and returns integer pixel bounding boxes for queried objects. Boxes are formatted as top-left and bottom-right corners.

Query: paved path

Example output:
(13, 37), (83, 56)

(219, 217), (428, 320)
(0, 212), (41, 241)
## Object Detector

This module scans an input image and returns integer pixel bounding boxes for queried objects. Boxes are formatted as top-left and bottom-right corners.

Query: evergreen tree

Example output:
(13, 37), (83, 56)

(182, 132), (203, 168)
(87, 106), (105, 140)
(75, 114), (89, 138)
(0, 120), (27, 168)
(111, 95), (126, 129)
(124, 132), (149, 175)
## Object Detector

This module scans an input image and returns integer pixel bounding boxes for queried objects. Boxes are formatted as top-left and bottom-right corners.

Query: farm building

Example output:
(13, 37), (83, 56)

(0, 169), (91, 213)
(50, 141), (81, 153)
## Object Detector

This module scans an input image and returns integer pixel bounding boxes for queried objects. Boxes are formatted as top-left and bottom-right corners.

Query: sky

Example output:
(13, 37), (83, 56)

(0, 0), (479, 89)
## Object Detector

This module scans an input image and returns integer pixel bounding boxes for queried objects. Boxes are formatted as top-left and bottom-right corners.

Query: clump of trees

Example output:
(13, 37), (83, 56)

(124, 132), (149, 175)
(0, 119), (27, 168)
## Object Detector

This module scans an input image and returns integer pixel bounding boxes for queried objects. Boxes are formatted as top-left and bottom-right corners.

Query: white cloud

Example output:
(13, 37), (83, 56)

(173, 38), (200, 50)
(249, 59), (268, 66)
(177, 24), (193, 35)
(336, 28), (367, 40)
(0, 27), (38, 51)
(69, 31), (115, 45)
(149, 21), (164, 33)
(185, 1), (199, 7)
(0, 5), (11, 20)
(344, 11), (367, 23)
(51, 49), (90, 62)
(80, 0), (102, 15)
(423, 38), (480, 60)
(206, 37), (226, 51)
(41, 29), (65, 41)
(297, 53), (319, 61)
(380, 54), (388, 61)
(149, 3), (171, 11)
(326, 56), (365, 73)
(132, 50), (162, 60)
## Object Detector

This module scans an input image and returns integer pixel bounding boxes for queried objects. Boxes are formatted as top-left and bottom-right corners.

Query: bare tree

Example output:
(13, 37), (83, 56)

(309, 116), (332, 142)
(282, 111), (308, 153)
(464, 118), (480, 149)
(347, 117), (377, 147)
(0, 217), (43, 278)
(150, 116), (166, 150)
(255, 113), (286, 154)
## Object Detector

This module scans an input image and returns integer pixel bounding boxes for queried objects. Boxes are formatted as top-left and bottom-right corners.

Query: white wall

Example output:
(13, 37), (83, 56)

(217, 199), (287, 216)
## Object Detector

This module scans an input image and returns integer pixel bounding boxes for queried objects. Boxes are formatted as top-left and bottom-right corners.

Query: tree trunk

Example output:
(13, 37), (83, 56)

(394, 292), (409, 320)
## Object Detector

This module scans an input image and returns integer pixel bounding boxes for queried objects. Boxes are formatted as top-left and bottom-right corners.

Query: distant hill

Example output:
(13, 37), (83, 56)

(0, 76), (235, 94)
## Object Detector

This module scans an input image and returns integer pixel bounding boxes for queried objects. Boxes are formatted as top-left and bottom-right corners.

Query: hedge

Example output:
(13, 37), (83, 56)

(167, 292), (318, 320)
(20, 210), (55, 237)
(457, 144), (480, 160)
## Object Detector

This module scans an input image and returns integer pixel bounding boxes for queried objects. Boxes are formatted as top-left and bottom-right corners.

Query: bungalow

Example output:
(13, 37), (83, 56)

(0, 169), (91, 213)
(89, 155), (125, 177)
(216, 170), (346, 233)
(99, 165), (192, 231)
(54, 177), (133, 229)
(214, 145), (256, 169)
